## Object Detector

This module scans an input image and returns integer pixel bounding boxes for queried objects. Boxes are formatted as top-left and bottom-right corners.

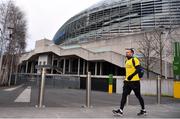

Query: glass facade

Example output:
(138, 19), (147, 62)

(53, 0), (180, 45)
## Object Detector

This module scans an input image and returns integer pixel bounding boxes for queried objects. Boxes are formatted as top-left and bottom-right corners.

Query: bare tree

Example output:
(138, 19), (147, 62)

(169, 28), (180, 43)
(137, 26), (177, 79)
(0, 0), (27, 86)
(137, 32), (156, 78)
(151, 26), (172, 78)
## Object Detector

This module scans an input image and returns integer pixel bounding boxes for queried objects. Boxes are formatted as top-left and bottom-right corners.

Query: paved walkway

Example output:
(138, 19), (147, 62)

(0, 104), (180, 118)
(0, 84), (180, 118)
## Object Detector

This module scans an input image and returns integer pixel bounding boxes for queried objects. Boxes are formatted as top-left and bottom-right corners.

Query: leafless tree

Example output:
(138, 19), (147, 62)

(137, 25), (177, 78)
(0, 0), (27, 86)
(137, 32), (156, 78)
(151, 26), (173, 78)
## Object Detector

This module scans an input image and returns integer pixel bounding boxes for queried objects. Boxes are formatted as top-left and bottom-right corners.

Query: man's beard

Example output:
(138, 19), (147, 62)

(126, 55), (132, 59)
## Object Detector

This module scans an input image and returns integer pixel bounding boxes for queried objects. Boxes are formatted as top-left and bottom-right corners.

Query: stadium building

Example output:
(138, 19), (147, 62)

(19, 0), (180, 94)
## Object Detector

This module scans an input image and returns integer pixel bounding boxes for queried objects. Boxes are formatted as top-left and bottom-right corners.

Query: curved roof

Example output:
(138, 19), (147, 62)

(85, 0), (125, 11)
(53, 0), (124, 44)
(53, 0), (180, 45)
(56, 0), (122, 27)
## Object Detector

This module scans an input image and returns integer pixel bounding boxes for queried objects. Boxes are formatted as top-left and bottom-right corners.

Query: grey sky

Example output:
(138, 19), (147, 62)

(14, 0), (102, 51)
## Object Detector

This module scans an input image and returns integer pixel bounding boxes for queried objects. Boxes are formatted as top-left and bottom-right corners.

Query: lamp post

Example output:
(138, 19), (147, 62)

(0, 27), (15, 85)
(156, 25), (164, 104)
(159, 26), (170, 79)
(7, 27), (14, 86)
(159, 25), (164, 79)
(164, 30), (169, 79)
(157, 26), (170, 104)
(0, 28), (4, 73)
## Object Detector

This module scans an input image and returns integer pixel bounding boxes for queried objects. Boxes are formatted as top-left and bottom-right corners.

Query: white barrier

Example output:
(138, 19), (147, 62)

(116, 78), (174, 96)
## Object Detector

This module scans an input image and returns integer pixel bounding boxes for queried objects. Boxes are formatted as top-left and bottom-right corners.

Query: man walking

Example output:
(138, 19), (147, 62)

(113, 48), (146, 116)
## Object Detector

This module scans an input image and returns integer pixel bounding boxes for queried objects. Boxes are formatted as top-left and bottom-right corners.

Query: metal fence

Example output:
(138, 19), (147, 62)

(14, 71), (91, 108)
(11, 72), (173, 106)
(13, 73), (80, 89)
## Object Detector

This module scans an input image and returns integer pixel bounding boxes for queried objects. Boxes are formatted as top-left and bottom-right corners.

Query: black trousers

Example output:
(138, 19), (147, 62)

(120, 81), (145, 110)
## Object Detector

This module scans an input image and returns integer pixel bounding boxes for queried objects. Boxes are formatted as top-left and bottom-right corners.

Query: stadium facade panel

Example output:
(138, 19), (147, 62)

(53, 0), (180, 45)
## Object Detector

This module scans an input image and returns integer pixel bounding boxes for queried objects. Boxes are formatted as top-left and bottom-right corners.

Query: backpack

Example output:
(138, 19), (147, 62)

(132, 58), (144, 78)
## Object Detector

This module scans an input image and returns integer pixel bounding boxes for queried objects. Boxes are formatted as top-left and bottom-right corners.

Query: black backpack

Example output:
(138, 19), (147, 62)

(132, 58), (144, 78)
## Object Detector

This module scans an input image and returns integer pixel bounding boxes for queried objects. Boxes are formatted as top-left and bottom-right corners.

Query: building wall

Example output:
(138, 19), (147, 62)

(79, 32), (143, 55)
(20, 28), (180, 77)
(116, 78), (174, 96)
(76, 30), (176, 77)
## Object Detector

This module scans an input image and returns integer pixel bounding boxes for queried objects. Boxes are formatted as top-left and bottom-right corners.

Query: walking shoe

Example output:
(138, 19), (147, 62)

(137, 109), (147, 116)
(112, 109), (123, 116)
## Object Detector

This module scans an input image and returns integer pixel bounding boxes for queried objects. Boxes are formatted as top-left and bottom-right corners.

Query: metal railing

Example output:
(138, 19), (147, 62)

(12, 72), (171, 107)
(14, 71), (93, 108)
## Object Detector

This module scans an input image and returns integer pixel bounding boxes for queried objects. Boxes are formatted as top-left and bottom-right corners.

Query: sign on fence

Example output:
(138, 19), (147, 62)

(173, 42), (180, 76)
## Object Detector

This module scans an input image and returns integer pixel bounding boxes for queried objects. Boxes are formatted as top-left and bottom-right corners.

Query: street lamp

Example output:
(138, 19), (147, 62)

(157, 25), (170, 104)
(159, 25), (170, 79)
(0, 27), (15, 86)
(0, 28), (4, 73)
(7, 27), (14, 86)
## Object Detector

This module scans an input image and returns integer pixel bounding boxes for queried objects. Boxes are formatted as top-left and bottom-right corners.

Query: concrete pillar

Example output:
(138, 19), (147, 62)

(83, 60), (86, 75)
(51, 54), (54, 74)
(57, 59), (59, 67)
(25, 61), (28, 73)
(86, 72), (91, 107)
(78, 58), (80, 75)
(30, 62), (34, 73)
(69, 59), (71, 73)
(100, 62), (102, 75)
(19, 64), (22, 73)
(95, 62), (97, 75)
(87, 61), (89, 72)
(63, 58), (66, 74)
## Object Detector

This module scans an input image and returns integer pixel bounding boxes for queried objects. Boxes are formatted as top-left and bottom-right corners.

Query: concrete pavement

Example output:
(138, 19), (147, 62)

(0, 104), (180, 118)
(0, 84), (180, 118)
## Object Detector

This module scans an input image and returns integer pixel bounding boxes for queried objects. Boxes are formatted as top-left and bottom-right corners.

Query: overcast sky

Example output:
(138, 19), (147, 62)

(13, 0), (102, 51)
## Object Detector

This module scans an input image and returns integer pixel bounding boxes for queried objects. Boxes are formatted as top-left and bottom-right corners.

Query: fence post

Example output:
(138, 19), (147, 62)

(108, 74), (113, 94)
(86, 72), (91, 108)
(37, 68), (46, 108)
(126, 95), (129, 106)
(157, 75), (161, 104)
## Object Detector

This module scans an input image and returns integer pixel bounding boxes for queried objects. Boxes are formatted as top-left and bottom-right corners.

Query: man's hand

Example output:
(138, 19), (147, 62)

(127, 75), (133, 81)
